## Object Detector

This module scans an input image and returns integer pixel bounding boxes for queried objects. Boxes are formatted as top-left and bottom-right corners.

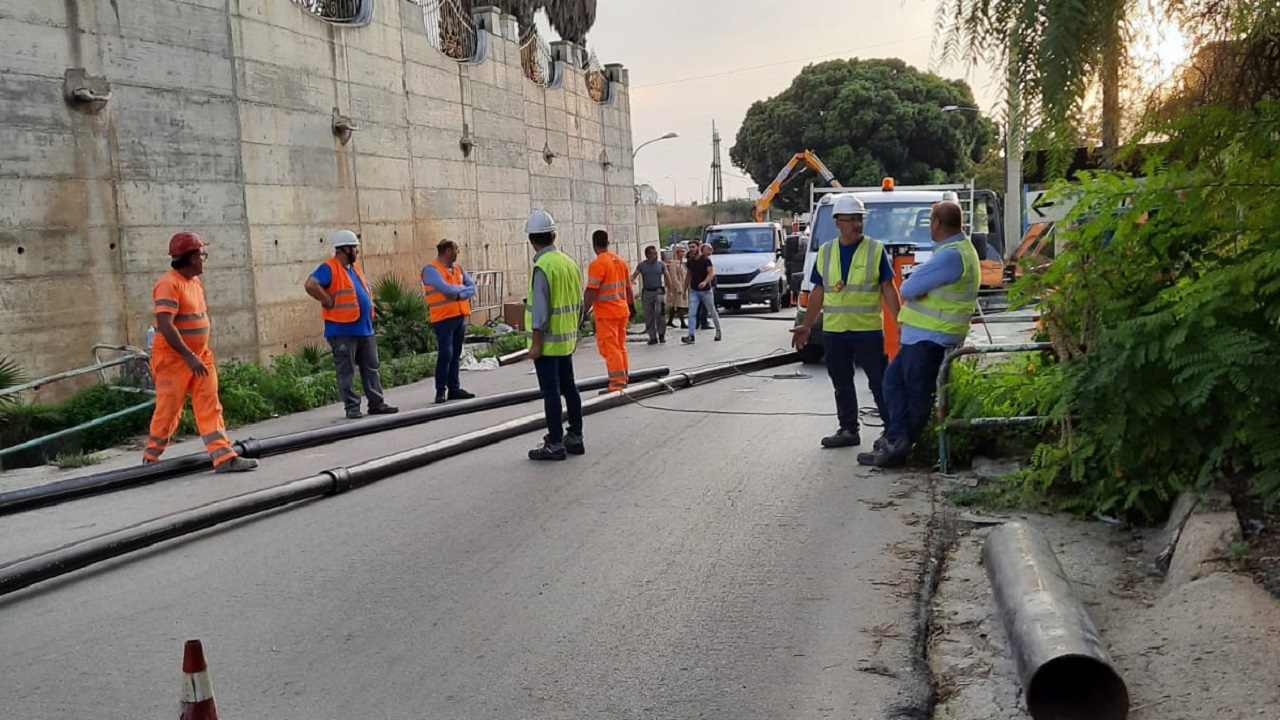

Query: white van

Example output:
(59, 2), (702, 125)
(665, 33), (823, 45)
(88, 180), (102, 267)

(700, 222), (789, 312)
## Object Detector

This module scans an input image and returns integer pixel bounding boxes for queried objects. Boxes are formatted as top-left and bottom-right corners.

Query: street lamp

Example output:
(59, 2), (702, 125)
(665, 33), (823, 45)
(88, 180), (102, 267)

(664, 175), (678, 206)
(632, 131), (678, 158)
(943, 105), (1021, 256)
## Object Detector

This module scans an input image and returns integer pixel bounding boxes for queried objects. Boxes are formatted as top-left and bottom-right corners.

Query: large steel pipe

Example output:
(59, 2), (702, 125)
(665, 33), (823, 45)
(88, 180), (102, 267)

(0, 367), (670, 516)
(0, 352), (797, 598)
(983, 521), (1130, 720)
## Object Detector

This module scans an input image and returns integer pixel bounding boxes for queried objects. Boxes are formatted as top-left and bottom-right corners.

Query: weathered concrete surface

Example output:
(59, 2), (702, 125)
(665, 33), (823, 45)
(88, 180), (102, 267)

(930, 514), (1280, 719)
(0, 0), (655, 393)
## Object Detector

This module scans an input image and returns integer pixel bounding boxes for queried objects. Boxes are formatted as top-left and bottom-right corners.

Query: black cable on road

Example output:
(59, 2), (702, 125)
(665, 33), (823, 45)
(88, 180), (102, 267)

(0, 367), (671, 517)
(0, 352), (798, 599)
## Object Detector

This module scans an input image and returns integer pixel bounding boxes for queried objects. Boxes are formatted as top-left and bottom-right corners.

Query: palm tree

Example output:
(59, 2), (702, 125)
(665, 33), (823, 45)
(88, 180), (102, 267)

(543, 0), (597, 46)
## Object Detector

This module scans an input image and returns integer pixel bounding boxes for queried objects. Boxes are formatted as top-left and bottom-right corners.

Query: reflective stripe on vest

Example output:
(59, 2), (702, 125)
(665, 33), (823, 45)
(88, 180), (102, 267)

(320, 258), (372, 324)
(897, 239), (981, 336)
(525, 249), (583, 356)
(423, 259), (472, 323)
(820, 238), (884, 332)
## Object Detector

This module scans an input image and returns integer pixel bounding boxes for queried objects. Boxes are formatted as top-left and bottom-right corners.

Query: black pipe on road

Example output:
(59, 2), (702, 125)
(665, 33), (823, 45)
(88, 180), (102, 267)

(0, 367), (671, 517)
(983, 521), (1130, 720)
(0, 352), (796, 598)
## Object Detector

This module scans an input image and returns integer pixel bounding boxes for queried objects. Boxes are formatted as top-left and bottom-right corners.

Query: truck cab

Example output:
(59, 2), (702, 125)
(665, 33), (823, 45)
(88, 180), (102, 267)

(793, 181), (1003, 363)
(701, 222), (789, 312)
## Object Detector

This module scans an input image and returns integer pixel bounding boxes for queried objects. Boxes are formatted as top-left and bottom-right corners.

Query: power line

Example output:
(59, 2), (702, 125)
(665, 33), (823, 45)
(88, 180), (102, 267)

(632, 35), (932, 89)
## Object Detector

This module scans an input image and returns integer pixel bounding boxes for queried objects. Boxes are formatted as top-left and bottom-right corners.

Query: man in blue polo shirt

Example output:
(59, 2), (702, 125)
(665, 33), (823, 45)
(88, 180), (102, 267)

(792, 195), (901, 448)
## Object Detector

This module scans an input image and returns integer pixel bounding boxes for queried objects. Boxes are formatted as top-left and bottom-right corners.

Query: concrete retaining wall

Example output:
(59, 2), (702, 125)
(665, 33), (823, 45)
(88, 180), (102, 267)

(0, 0), (654, 389)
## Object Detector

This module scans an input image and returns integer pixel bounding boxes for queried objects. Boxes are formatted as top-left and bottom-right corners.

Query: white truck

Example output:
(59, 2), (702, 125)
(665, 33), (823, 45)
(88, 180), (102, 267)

(700, 221), (789, 313)
(789, 179), (1004, 363)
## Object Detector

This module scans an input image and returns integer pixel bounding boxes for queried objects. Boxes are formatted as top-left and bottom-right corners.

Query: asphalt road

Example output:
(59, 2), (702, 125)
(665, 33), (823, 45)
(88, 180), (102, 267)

(0, 311), (937, 719)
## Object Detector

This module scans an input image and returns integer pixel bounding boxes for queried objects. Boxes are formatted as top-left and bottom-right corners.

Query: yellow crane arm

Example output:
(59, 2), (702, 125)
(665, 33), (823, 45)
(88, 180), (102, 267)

(752, 150), (842, 221)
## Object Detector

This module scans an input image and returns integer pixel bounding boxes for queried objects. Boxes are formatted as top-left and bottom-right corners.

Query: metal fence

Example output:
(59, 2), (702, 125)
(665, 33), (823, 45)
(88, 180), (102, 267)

(469, 270), (506, 319)
(414, 0), (478, 61)
(583, 49), (609, 103)
(289, 0), (372, 24)
(520, 27), (553, 86)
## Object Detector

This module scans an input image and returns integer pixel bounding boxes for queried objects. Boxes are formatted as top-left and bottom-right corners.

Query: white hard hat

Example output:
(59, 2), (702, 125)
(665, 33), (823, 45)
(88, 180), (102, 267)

(832, 195), (866, 216)
(525, 210), (557, 234)
(332, 229), (360, 247)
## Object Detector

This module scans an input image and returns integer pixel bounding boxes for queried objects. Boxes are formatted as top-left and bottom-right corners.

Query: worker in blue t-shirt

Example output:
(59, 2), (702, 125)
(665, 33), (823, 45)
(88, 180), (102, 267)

(792, 195), (901, 449)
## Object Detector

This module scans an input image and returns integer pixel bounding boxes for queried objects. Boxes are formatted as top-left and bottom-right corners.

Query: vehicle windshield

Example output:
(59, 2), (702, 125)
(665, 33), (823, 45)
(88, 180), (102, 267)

(808, 201), (940, 251)
(704, 227), (776, 254)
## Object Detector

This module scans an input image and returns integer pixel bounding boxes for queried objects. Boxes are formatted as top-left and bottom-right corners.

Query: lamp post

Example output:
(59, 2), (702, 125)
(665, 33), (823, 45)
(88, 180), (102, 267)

(664, 175), (678, 206)
(943, 105), (1022, 257)
(632, 131), (678, 158)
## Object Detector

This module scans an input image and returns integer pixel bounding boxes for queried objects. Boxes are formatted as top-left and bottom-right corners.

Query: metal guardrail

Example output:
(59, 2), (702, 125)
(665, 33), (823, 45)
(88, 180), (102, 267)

(0, 345), (155, 460)
(935, 342), (1056, 474)
(469, 270), (505, 317)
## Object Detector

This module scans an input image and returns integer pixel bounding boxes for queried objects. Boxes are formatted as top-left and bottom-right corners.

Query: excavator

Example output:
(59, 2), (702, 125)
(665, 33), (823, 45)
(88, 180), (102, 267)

(752, 150), (841, 222)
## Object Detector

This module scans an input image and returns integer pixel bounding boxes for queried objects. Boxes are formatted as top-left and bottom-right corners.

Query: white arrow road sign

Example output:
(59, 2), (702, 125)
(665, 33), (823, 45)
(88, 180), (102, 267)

(1024, 190), (1077, 224)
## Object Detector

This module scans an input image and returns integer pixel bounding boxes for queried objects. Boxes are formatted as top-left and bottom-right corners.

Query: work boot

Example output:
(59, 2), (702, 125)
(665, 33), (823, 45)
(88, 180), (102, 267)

(873, 434), (888, 452)
(448, 389), (476, 400)
(214, 456), (259, 473)
(528, 440), (567, 461)
(368, 404), (399, 415)
(564, 432), (585, 456)
(346, 410), (364, 420)
(821, 427), (861, 448)
(681, 335), (695, 345)
(857, 442), (909, 468)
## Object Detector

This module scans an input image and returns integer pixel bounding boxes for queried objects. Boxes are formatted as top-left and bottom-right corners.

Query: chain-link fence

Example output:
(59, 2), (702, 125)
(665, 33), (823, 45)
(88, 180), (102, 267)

(414, 0), (478, 61)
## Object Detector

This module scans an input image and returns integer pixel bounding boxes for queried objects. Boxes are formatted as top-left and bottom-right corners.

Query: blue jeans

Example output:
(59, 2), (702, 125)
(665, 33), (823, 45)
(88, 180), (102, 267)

(534, 355), (582, 443)
(882, 341), (949, 447)
(824, 332), (888, 432)
(687, 290), (721, 338)
(432, 316), (466, 394)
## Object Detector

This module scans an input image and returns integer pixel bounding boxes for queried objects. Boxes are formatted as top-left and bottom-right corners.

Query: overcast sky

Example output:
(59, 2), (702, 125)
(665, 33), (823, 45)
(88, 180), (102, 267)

(576, 0), (1002, 205)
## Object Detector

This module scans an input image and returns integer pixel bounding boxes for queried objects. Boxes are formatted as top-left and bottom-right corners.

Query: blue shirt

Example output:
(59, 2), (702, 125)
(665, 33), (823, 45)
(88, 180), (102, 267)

(420, 261), (477, 302)
(898, 233), (969, 347)
(311, 262), (375, 338)
(809, 238), (895, 339)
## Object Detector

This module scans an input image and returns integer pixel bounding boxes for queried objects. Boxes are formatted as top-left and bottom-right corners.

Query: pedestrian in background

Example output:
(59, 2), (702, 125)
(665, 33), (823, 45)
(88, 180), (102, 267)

(682, 242), (722, 344)
(584, 229), (635, 392)
(666, 244), (689, 329)
(303, 230), (398, 420)
(686, 238), (711, 330)
(632, 245), (667, 344)
(422, 239), (477, 404)
(858, 200), (979, 468)
(524, 210), (586, 461)
(143, 232), (258, 473)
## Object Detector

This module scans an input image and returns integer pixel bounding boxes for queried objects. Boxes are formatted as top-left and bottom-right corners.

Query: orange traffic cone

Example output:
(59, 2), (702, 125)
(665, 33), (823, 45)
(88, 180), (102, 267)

(178, 639), (219, 720)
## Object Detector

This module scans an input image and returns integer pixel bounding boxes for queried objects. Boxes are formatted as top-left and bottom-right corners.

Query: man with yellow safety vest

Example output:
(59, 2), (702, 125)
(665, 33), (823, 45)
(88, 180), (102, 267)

(421, 239), (477, 404)
(143, 232), (258, 473)
(858, 200), (979, 468)
(304, 230), (398, 420)
(523, 210), (586, 461)
(584, 229), (635, 393)
(791, 195), (901, 448)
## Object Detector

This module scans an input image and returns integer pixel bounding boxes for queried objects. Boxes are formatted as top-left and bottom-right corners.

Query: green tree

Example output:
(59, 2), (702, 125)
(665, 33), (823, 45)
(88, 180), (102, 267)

(730, 59), (994, 213)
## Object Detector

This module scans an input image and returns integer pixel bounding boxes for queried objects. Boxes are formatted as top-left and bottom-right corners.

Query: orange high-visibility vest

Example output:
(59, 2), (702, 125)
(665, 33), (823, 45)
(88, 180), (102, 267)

(320, 257), (372, 324)
(151, 269), (211, 357)
(422, 259), (472, 323)
(587, 251), (631, 319)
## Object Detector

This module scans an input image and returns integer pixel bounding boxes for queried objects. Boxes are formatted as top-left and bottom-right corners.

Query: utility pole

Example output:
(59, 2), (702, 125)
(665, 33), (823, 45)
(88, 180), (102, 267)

(710, 121), (724, 205)
(1004, 33), (1024, 260)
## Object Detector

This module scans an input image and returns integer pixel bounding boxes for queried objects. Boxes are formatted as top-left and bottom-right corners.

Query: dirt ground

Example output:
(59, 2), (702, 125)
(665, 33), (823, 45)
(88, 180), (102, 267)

(1224, 476), (1280, 599)
(928, 510), (1280, 719)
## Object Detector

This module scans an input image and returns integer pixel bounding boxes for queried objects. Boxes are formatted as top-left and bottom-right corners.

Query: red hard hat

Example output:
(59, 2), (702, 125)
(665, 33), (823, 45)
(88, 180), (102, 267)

(168, 231), (209, 257)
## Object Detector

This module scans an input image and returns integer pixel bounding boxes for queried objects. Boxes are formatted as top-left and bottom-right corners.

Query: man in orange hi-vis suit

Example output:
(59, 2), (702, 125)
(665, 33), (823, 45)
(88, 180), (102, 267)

(143, 232), (258, 473)
(584, 229), (635, 393)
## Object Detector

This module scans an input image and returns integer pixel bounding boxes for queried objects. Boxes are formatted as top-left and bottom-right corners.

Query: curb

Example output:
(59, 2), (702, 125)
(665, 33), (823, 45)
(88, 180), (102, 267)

(1156, 490), (1242, 593)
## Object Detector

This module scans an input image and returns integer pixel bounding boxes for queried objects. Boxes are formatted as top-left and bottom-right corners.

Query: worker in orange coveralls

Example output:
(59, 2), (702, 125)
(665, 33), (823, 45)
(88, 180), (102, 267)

(142, 232), (258, 473)
(584, 229), (635, 394)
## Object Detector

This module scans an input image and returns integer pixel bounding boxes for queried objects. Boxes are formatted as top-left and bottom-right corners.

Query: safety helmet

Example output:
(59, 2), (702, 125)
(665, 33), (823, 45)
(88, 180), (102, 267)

(332, 229), (360, 248)
(832, 195), (866, 217)
(168, 231), (209, 257)
(525, 209), (557, 234)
